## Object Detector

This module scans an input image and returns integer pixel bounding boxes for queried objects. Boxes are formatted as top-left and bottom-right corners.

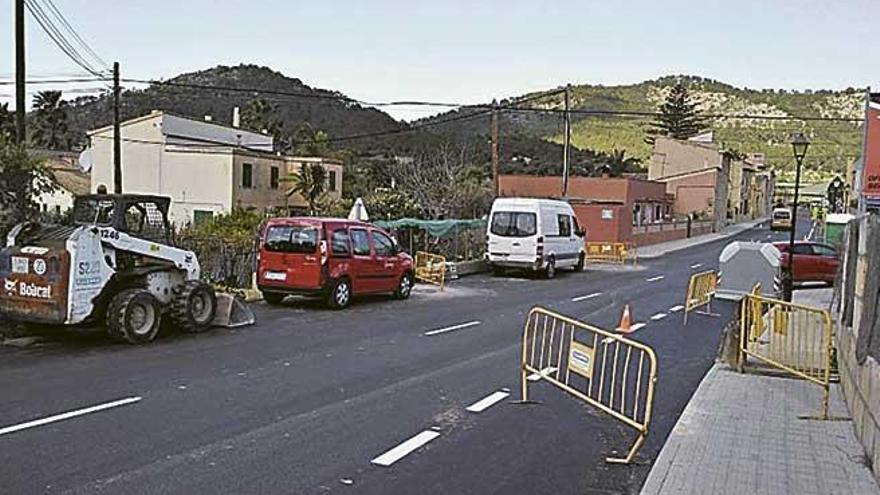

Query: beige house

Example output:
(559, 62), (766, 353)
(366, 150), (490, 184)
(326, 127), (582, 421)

(649, 136), (731, 230)
(33, 150), (90, 217)
(87, 111), (343, 226)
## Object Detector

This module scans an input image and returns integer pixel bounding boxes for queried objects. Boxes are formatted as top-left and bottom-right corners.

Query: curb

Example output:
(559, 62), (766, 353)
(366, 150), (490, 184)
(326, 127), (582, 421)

(636, 218), (768, 260)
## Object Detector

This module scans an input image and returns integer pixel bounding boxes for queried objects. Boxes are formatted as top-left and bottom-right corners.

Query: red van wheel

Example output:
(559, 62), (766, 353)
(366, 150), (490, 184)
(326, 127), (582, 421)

(327, 278), (352, 309)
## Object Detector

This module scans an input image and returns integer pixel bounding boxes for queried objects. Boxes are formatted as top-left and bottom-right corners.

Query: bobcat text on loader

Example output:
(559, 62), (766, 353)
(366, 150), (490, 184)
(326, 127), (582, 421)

(0, 194), (253, 344)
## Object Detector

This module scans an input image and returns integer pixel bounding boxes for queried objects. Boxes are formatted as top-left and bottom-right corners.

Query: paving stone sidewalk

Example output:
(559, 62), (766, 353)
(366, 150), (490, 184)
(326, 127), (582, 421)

(641, 288), (878, 495)
(636, 218), (768, 259)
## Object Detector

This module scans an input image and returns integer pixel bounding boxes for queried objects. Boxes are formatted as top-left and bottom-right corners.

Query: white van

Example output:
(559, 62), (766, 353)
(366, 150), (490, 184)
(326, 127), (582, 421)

(486, 198), (586, 278)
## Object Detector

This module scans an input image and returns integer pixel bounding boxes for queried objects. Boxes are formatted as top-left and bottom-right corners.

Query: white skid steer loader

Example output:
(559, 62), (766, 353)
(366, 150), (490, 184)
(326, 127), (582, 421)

(0, 194), (254, 344)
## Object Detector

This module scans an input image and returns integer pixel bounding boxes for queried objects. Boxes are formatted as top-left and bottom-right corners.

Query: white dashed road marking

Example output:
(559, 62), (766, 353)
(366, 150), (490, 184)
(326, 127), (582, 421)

(669, 305), (685, 313)
(571, 292), (602, 302)
(690, 263), (703, 269)
(0, 396), (142, 437)
(424, 321), (481, 337)
(646, 276), (665, 282)
(371, 430), (441, 467)
(526, 366), (557, 381)
(466, 391), (511, 413)
(629, 323), (647, 332)
(650, 313), (668, 321)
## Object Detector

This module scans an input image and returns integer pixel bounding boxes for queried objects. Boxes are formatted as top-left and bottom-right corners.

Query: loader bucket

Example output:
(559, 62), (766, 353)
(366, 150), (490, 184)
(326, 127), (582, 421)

(212, 293), (256, 328)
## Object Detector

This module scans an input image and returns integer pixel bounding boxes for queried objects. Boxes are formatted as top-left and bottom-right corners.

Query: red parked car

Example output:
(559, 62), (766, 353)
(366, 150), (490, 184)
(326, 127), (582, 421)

(257, 218), (415, 309)
(773, 241), (839, 285)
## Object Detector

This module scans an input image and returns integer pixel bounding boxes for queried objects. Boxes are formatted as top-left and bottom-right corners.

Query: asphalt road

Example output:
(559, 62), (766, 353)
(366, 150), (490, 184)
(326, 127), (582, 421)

(0, 221), (805, 495)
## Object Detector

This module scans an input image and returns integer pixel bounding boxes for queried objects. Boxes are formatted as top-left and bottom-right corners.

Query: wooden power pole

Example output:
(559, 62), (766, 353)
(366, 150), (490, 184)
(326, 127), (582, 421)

(15, 0), (26, 143)
(562, 84), (572, 197)
(491, 99), (500, 196)
(113, 61), (122, 194)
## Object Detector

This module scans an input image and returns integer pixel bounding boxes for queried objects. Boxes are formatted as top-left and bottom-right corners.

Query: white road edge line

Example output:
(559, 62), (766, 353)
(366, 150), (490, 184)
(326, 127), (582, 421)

(526, 366), (557, 381)
(669, 305), (685, 313)
(466, 391), (511, 413)
(571, 292), (602, 302)
(0, 396), (142, 437)
(424, 320), (481, 337)
(690, 263), (703, 269)
(646, 275), (665, 282)
(371, 430), (441, 467)
(650, 313), (668, 321)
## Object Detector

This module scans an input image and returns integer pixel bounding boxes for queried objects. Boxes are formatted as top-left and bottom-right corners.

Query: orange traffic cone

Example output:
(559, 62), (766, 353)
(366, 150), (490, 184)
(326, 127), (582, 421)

(616, 304), (633, 333)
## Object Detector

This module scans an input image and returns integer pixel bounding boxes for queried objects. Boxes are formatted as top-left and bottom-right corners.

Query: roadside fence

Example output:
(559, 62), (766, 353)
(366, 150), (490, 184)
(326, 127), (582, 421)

(738, 291), (833, 419)
(414, 251), (447, 290)
(683, 270), (718, 325)
(585, 242), (637, 265)
(520, 307), (658, 464)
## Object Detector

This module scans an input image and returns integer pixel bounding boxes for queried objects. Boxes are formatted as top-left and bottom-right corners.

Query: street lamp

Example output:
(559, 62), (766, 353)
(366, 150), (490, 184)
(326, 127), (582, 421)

(784, 132), (810, 301)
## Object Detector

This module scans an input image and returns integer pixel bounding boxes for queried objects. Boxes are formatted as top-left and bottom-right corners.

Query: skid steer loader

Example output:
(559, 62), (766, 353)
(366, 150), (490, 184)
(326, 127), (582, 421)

(0, 194), (254, 344)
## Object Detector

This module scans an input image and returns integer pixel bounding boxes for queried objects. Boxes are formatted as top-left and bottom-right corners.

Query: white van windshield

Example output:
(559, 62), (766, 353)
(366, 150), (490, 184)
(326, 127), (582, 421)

(491, 212), (537, 237)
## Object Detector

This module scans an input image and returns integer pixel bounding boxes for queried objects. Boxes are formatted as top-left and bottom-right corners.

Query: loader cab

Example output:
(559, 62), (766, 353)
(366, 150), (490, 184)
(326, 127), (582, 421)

(72, 194), (173, 244)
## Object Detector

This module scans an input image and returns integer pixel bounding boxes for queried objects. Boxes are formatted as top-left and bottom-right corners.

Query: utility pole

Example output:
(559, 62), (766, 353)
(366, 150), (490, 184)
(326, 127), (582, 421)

(113, 61), (122, 194)
(562, 84), (572, 197)
(491, 99), (499, 197)
(15, 0), (26, 143)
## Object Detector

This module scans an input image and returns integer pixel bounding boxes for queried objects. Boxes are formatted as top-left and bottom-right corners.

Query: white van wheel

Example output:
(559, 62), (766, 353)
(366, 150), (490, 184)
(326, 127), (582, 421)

(544, 259), (556, 279)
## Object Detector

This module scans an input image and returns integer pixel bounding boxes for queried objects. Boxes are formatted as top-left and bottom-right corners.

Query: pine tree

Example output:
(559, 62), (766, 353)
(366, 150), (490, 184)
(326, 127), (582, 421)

(646, 82), (708, 143)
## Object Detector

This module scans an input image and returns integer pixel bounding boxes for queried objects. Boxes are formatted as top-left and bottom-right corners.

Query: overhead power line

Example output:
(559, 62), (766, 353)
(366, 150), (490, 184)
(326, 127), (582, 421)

(0, 77), (109, 85)
(24, 0), (109, 79)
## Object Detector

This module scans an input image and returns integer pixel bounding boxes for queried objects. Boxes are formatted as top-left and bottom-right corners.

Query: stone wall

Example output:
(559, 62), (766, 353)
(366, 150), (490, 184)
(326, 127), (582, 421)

(835, 215), (880, 484)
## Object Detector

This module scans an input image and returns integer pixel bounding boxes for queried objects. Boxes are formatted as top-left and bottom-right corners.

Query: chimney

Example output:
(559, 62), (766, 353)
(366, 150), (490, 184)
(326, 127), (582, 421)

(232, 107), (240, 128)
(204, 115), (213, 122)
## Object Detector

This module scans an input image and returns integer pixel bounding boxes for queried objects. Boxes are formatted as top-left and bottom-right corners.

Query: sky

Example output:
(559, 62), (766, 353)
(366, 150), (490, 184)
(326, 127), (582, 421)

(1, 0), (878, 121)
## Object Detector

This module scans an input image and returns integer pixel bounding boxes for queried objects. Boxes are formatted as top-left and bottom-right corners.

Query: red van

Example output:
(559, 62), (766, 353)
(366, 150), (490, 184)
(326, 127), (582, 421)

(257, 218), (415, 309)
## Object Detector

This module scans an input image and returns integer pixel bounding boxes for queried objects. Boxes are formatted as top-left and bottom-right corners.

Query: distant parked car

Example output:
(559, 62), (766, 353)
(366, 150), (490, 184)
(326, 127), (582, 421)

(486, 197), (586, 278)
(257, 218), (414, 309)
(773, 241), (839, 285)
(771, 207), (793, 231)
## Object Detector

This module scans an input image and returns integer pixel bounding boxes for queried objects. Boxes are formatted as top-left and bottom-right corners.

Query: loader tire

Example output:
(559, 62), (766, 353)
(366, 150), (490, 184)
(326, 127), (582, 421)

(170, 281), (217, 333)
(106, 289), (162, 344)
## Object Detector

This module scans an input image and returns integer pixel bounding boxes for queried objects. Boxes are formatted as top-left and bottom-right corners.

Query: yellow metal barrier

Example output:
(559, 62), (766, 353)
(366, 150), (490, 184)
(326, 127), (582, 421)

(520, 307), (658, 464)
(414, 251), (447, 290)
(738, 292), (833, 419)
(585, 242), (636, 264)
(683, 270), (718, 325)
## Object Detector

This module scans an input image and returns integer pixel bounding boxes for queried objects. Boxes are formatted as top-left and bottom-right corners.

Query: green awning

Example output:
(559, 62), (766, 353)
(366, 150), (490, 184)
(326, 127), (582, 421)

(374, 218), (486, 238)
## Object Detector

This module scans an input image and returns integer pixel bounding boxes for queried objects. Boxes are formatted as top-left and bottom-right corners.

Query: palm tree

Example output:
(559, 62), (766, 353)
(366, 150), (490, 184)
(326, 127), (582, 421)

(31, 91), (69, 150)
(0, 103), (15, 139)
(606, 148), (643, 176)
(241, 98), (286, 150)
(285, 163), (327, 215)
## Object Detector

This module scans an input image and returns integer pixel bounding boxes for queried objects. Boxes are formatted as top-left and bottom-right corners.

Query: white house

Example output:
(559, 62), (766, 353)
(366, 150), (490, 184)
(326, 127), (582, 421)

(33, 150), (90, 217)
(86, 111), (343, 226)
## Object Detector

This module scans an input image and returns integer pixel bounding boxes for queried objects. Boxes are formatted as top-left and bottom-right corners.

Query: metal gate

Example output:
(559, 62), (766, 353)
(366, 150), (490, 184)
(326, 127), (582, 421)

(738, 292), (833, 418)
(520, 307), (658, 463)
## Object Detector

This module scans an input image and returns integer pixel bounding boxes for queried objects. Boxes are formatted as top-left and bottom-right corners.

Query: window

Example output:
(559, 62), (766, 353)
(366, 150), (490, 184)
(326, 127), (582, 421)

(193, 210), (213, 227)
(270, 166), (280, 190)
(813, 244), (837, 257)
(350, 229), (371, 256)
(572, 215), (582, 234)
(791, 245), (814, 255)
(372, 231), (395, 257)
(557, 214), (572, 237)
(264, 225), (318, 253)
(490, 212), (537, 237)
(328, 170), (337, 192)
(54, 205), (61, 216)
(330, 228), (351, 256)
(655, 205), (662, 221)
(242, 163), (253, 189)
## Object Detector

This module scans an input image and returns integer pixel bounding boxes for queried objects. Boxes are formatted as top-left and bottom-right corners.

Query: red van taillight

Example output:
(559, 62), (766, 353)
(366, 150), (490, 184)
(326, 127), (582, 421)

(320, 240), (328, 265)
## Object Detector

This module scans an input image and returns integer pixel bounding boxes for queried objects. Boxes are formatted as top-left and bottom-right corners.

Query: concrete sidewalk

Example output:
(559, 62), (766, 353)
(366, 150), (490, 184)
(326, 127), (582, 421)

(641, 288), (878, 495)
(637, 217), (767, 259)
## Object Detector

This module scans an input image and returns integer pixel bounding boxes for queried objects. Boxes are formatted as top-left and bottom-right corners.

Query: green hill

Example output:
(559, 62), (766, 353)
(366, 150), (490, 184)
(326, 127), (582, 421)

(423, 75), (865, 182)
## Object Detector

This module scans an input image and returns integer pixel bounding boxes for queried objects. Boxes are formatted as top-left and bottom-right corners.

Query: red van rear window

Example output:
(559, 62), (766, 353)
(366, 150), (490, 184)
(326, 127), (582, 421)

(264, 225), (318, 253)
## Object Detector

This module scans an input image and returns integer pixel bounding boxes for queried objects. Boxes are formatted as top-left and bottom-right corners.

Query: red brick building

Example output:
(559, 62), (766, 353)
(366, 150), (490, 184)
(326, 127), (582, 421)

(498, 175), (709, 245)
